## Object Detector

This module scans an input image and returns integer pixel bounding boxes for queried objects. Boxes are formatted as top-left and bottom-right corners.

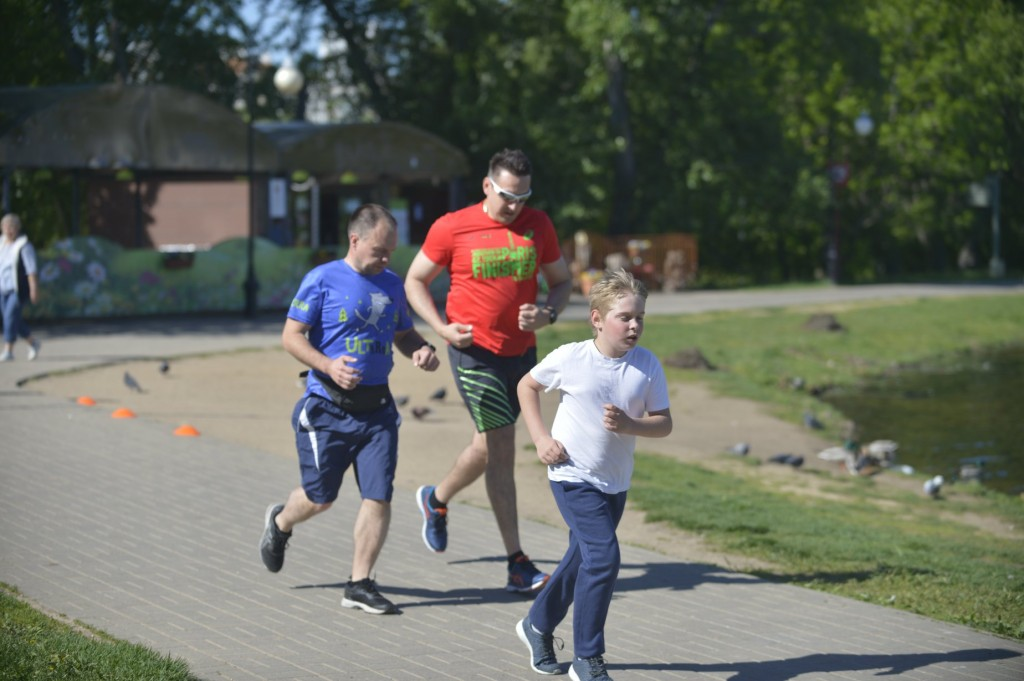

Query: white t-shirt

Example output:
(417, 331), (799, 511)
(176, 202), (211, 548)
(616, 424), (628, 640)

(531, 340), (671, 493)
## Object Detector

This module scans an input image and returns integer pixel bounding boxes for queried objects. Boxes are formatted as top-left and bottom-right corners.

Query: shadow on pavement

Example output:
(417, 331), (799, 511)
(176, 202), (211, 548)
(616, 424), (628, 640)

(616, 647), (1021, 680)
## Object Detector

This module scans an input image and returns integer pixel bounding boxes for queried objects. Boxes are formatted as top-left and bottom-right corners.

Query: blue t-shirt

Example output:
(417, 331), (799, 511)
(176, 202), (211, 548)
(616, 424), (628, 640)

(287, 260), (413, 395)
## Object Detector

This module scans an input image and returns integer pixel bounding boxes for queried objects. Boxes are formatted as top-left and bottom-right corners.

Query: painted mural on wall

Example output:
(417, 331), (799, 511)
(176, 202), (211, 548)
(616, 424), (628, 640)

(23, 235), (340, 321)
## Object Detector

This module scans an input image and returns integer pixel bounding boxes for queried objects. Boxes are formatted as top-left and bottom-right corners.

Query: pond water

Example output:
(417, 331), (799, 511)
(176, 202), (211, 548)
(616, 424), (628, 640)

(823, 345), (1024, 495)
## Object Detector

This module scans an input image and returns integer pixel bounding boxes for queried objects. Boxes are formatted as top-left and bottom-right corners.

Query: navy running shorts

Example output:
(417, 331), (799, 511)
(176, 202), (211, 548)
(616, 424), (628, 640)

(292, 394), (399, 504)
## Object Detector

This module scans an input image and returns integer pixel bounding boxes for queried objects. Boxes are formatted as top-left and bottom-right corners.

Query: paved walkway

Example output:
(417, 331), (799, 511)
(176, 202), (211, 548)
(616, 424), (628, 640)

(2, 284), (1023, 680)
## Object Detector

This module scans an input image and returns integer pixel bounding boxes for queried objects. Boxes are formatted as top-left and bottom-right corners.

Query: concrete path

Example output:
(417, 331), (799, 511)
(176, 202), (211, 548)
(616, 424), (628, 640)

(2, 283), (1022, 680)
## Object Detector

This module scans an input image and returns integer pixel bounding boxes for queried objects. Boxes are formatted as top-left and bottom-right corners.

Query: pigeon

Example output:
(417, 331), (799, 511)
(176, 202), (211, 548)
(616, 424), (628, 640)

(728, 442), (750, 456)
(429, 387), (446, 402)
(923, 475), (944, 498)
(412, 407), (431, 420)
(789, 376), (805, 390)
(159, 360), (170, 375)
(802, 411), (824, 430)
(124, 371), (143, 392)
(768, 453), (803, 467)
(395, 395), (410, 407)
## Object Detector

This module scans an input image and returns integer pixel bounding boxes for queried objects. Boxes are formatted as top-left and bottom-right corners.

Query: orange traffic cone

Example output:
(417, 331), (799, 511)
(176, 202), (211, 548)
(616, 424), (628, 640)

(111, 407), (136, 419)
(173, 424), (200, 437)
(77, 396), (96, 406)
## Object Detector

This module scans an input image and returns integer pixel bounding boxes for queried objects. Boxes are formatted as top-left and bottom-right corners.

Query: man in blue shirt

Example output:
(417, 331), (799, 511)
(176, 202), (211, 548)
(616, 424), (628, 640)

(260, 204), (439, 615)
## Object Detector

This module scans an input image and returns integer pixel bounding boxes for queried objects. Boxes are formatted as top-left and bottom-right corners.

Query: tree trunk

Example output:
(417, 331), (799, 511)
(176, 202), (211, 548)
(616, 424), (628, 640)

(605, 41), (635, 236)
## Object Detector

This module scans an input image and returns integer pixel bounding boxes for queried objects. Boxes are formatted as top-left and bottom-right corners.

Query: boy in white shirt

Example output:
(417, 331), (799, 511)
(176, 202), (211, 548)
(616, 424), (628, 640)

(515, 269), (673, 680)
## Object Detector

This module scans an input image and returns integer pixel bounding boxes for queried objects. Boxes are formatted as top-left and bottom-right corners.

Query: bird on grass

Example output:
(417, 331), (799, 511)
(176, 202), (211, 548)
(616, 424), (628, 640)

(818, 439), (899, 476)
(159, 360), (170, 375)
(124, 371), (143, 392)
(923, 475), (944, 498)
(768, 453), (804, 468)
(429, 387), (446, 402)
(412, 407), (431, 420)
(802, 412), (824, 430)
(863, 439), (898, 464)
(727, 442), (750, 456)
(817, 446), (860, 475)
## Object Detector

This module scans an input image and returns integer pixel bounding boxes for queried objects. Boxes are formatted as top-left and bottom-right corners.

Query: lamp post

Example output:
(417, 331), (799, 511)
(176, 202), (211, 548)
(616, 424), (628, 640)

(826, 111), (874, 284)
(243, 56), (304, 318)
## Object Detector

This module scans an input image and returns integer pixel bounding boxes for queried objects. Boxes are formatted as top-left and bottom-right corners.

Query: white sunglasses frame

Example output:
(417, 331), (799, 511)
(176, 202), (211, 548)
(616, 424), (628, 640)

(488, 176), (533, 203)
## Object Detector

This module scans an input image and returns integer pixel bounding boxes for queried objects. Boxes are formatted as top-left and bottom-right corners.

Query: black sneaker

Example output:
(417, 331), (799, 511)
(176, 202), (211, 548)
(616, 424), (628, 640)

(516, 616), (563, 675)
(259, 503), (290, 573)
(342, 578), (400, 615)
(569, 656), (611, 681)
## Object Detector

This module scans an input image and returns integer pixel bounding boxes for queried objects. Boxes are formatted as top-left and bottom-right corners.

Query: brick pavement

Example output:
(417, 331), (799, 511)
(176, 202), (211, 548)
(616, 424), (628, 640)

(3, 285), (1023, 680)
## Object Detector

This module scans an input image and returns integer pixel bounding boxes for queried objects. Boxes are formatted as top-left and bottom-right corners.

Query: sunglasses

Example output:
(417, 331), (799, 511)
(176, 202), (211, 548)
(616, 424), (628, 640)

(489, 176), (533, 204)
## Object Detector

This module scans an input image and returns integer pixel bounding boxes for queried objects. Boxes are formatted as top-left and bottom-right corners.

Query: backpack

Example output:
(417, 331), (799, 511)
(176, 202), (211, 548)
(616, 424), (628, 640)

(11, 235), (31, 304)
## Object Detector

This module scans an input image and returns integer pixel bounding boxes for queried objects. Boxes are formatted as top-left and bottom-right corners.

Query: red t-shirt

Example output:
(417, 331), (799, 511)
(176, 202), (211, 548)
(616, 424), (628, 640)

(421, 203), (562, 356)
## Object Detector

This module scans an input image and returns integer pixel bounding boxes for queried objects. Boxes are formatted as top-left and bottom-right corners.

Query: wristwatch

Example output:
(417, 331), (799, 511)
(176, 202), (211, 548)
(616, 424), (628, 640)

(419, 341), (436, 352)
(545, 306), (558, 325)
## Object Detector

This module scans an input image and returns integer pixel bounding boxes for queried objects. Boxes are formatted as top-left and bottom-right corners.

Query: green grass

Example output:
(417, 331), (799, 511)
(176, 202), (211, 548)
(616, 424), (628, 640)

(537, 292), (1024, 641)
(539, 293), (1024, 437)
(629, 454), (1024, 641)
(0, 585), (198, 680)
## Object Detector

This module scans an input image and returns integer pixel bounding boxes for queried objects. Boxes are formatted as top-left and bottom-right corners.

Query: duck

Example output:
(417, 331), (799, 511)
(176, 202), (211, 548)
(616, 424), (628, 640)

(863, 440), (898, 466)
(816, 439), (899, 476)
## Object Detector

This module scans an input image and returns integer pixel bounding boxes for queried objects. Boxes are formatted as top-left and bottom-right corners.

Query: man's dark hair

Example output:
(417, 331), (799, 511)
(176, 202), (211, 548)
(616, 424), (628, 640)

(489, 148), (532, 178)
(348, 203), (396, 236)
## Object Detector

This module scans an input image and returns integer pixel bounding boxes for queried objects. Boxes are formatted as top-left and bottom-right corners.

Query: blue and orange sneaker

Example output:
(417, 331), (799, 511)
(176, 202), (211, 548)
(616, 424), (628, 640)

(507, 554), (549, 593)
(416, 485), (447, 553)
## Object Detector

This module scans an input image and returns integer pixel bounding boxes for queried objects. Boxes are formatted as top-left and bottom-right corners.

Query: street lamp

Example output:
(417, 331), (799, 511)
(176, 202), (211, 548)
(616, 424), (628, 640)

(243, 56), (304, 318)
(854, 111), (875, 137)
(826, 110), (874, 284)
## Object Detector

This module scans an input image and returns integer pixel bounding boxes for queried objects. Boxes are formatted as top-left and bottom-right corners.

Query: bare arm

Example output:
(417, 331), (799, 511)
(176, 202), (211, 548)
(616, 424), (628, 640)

(282, 317), (363, 389)
(517, 373), (568, 465)
(518, 256), (574, 331)
(404, 250), (474, 348)
(393, 327), (440, 371)
(602, 406), (673, 438)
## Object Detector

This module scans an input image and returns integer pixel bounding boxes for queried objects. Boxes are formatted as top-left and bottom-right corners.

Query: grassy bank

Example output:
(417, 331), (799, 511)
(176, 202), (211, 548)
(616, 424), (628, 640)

(537, 292), (1024, 641)
(539, 292), (1024, 438)
(630, 453), (1024, 640)
(0, 585), (198, 680)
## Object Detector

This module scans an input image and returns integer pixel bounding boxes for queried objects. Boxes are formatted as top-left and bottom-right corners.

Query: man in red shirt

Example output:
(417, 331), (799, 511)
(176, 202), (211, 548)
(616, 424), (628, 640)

(405, 148), (573, 593)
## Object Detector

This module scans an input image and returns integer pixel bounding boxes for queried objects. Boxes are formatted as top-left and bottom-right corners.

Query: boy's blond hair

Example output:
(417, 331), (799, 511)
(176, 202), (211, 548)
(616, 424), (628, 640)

(588, 268), (648, 334)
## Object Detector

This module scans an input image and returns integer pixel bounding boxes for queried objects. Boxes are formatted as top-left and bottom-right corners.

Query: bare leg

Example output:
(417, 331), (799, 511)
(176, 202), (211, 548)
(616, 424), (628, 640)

(275, 486), (331, 533)
(434, 425), (521, 556)
(434, 432), (489, 503)
(351, 499), (391, 581)
(482, 425), (520, 556)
